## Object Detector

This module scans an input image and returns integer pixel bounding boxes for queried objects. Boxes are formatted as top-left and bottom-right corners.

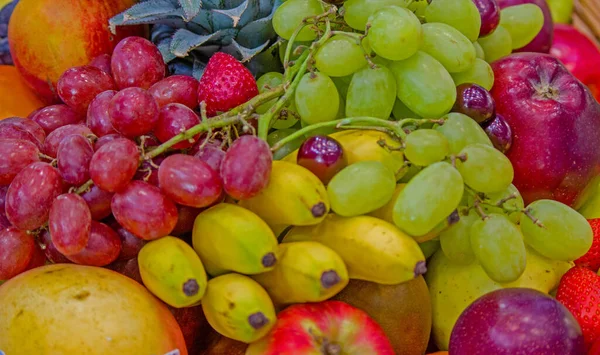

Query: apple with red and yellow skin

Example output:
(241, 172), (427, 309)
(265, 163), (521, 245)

(8, 0), (147, 103)
(246, 301), (394, 355)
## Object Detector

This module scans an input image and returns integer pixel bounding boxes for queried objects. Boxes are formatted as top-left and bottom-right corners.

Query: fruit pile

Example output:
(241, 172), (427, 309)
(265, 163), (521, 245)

(1, 0), (600, 354)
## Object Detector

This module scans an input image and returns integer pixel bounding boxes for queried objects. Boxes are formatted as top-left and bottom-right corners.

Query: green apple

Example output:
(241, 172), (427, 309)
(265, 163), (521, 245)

(425, 247), (573, 350)
(546, 0), (574, 24)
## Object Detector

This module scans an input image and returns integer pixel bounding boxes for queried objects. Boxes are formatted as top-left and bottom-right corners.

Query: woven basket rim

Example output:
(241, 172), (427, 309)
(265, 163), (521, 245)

(574, 0), (600, 42)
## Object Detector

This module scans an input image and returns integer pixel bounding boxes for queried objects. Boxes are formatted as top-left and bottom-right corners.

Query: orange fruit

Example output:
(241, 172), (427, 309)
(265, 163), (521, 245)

(0, 65), (45, 119)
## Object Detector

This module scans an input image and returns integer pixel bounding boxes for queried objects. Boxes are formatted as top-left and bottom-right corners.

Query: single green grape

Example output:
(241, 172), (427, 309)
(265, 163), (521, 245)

(315, 35), (367, 77)
(272, 0), (323, 41)
(367, 6), (422, 61)
(435, 113), (492, 153)
(393, 161), (464, 237)
(470, 213), (527, 283)
(473, 41), (485, 60)
(343, 0), (408, 31)
(331, 75), (353, 100)
(392, 99), (421, 120)
(481, 184), (524, 224)
(451, 58), (495, 91)
(346, 66), (396, 119)
(419, 239), (441, 259)
(457, 143), (514, 194)
(267, 128), (305, 160)
(404, 129), (450, 166)
(520, 200), (593, 261)
(295, 72), (340, 125)
(421, 23), (477, 73)
(256, 72), (299, 129)
(439, 210), (479, 264)
(389, 51), (457, 118)
(478, 25), (513, 64)
(328, 161), (397, 217)
(407, 0), (429, 18)
(424, 0), (482, 42)
(499, 4), (545, 50)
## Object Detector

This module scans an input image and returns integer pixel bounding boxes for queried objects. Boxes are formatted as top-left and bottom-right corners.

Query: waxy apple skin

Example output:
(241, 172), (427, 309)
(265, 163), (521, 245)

(497, 0), (554, 53)
(491, 53), (600, 207)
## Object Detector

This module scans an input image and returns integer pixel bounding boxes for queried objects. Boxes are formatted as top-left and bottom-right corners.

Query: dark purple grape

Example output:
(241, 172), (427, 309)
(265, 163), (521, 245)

(30, 104), (83, 135)
(297, 135), (347, 184)
(57, 135), (94, 185)
(453, 83), (496, 124)
(472, 0), (501, 37)
(483, 113), (513, 154)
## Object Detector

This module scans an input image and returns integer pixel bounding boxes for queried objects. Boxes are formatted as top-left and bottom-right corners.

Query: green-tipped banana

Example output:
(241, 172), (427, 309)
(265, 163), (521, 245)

(202, 273), (276, 343)
(138, 236), (208, 308)
(238, 161), (330, 228)
(282, 214), (426, 285)
(251, 241), (349, 305)
(192, 203), (279, 276)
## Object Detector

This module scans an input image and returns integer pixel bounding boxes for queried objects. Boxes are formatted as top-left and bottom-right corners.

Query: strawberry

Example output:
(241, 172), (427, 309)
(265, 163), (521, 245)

(575, 218), (600, 272)
(556, 266), (600, 348)
(197, 52), (259, 117)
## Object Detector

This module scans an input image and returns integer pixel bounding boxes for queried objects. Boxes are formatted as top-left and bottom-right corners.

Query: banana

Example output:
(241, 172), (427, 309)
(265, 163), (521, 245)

(283, 129), (405, 178)
(192, 203), (279, 276)
(251, 241), (349, 306)
(138, 236), (208, 308)
(238, 161), (329, 227)
(202, 273), (276, 343)
(282, 214), (426, 285)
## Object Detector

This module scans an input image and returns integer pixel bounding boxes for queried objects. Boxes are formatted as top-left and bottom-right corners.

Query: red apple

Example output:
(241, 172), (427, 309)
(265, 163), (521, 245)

(491, 53), (600, 207)
(550, 24), (600, 103)
(246, 300), (394, 355)
(497, 0), (554, 53)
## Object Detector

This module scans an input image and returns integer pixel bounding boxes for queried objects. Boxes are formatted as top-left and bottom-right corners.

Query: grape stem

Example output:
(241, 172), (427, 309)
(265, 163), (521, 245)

(522, 208), (546, 228)
(74, 179), (94, 195)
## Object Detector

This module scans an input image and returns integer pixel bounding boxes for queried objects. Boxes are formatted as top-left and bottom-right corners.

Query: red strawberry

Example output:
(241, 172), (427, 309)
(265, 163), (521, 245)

(590, 337), (600, 355)
(197, 52), (259, 117)
(556, 266), (600, 348)
(575, 218), (600, 272)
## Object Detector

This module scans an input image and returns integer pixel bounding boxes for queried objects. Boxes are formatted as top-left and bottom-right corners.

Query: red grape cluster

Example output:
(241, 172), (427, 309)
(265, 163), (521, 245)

(0, 36), (273, 281)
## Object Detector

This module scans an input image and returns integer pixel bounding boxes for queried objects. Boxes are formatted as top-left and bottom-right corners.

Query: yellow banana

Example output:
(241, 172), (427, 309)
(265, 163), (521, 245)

(192, 203), (279, 276)
(138, 236), (207, 308)
(282, 214), (426, 285)
(238, 161), (329, 227)
(283, 129), (405, 178)
(251, 241), (349, 306)
(202, 273), (276, 343)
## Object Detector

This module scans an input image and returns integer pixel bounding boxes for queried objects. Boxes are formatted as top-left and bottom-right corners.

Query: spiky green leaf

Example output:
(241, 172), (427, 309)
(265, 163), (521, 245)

(211, 0), (251, 28)
(109, 0), (180, 31)
(236, 10), (275, 48)
(223, 38), (270, 63)
(170, 28), (235, 57)
(178, 0), (203, 21)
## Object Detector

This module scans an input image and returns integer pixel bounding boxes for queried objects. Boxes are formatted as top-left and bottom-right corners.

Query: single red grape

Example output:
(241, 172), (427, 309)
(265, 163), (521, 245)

(94, 133), (122, 151)
(220, 135), (272, 200)
(472, 0), (500, 37)
(86, 90), (118, 137)
(107, 218), (147, 261)
(189, 138), (223, 155)
(108, 87), (159, 138)
(57, 135), (94, 186)
(0, 212), (10, 229)
(65, 221), (121, 266)
(43, 124), (93, 158)
(172, 205), (204, 236)
(23, 241), (47, 272)
(0, 226), (35, 280)
(89, 138), (140, 193)
(57, 65), (116, 115)
(0, 117), (46, 149)
(453, 83), (496, 124)
(39, 229), (72, 264)
(111, 180), (178, 240)
(30, 104), (83, 135)
(0, 185), (8, 228)
(106, 257), (143, 285)
(297, 135), (347, 184)
(5, 162), (64, 231)
(483, 113), (513, 154)
(111, 36), (165, 90)
(81, 185), (114, 221)
(49, 193), (91, 255)
(148, 75), (199, 109)
(0, 139), (40, 186)
(154, 103), (201, 149)
(158, 154), (222, 208)
(134, 155), (167, 187)
(89, 53), (112, 76)
(194, 144), (226, 174)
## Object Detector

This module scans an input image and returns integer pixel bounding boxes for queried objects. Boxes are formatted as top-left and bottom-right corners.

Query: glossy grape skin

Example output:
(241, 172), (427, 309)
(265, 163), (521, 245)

(404, 129), (450, 166)
(89, 138), (140, 193)
(43, 124), (93, 158)
(483, 113), (513, 153)
(453, 83), (496, 124)
(425, 0), (482, 42)
(457, 143), (514, 193)
(108, 219), (147, 261)
(439, 210), (478, 264)
(345, 66), (397, 119)
(194, 144), (226, 174)
(392, 99), (421, 120)
(478, 25), (513, 63)
(451, 58), (495, 91)
(81, 185), (113, 221)
(343, 0), (408, 30)
(272, 0), (323, 41)
(436, 113), (493, 153)
(367, 6), (422, 61)
(297, 135), (347, 185)
(86, 90), (118, 137)
(39, 230), (72, 264)
(421, 23), (477, 73)
(65, 221), (122, 267)
(94, 133), (122, 151)
(171, 205), (204, 237)
(472, 0), (501, 37)
(57, 65), (116, 115)
(133, 155), (166, 187)
(473, 41), (485, 60)
(220, 136), (272, 200)
(30, 104), (83, 135)
(56, 135), (94, 186)
(295, 72), (340, 125)
(111, 36), (166, 90)
(499, 4), (544, 50)
(154, 103), (201, 149)
(0, 227), (35, 280)
(49, 193), (91, 256)
(5, 162), (64, 231)
(89, 53), (112, 75)
(111, 180), (179, 240)
(315, 35), (367, 77)
(0, 139), (40, 186)
(148, 75), (199, 109)
(108, 87), (160, 139)
(0, 117), (46, 149)
(158, 154), (222, 208)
